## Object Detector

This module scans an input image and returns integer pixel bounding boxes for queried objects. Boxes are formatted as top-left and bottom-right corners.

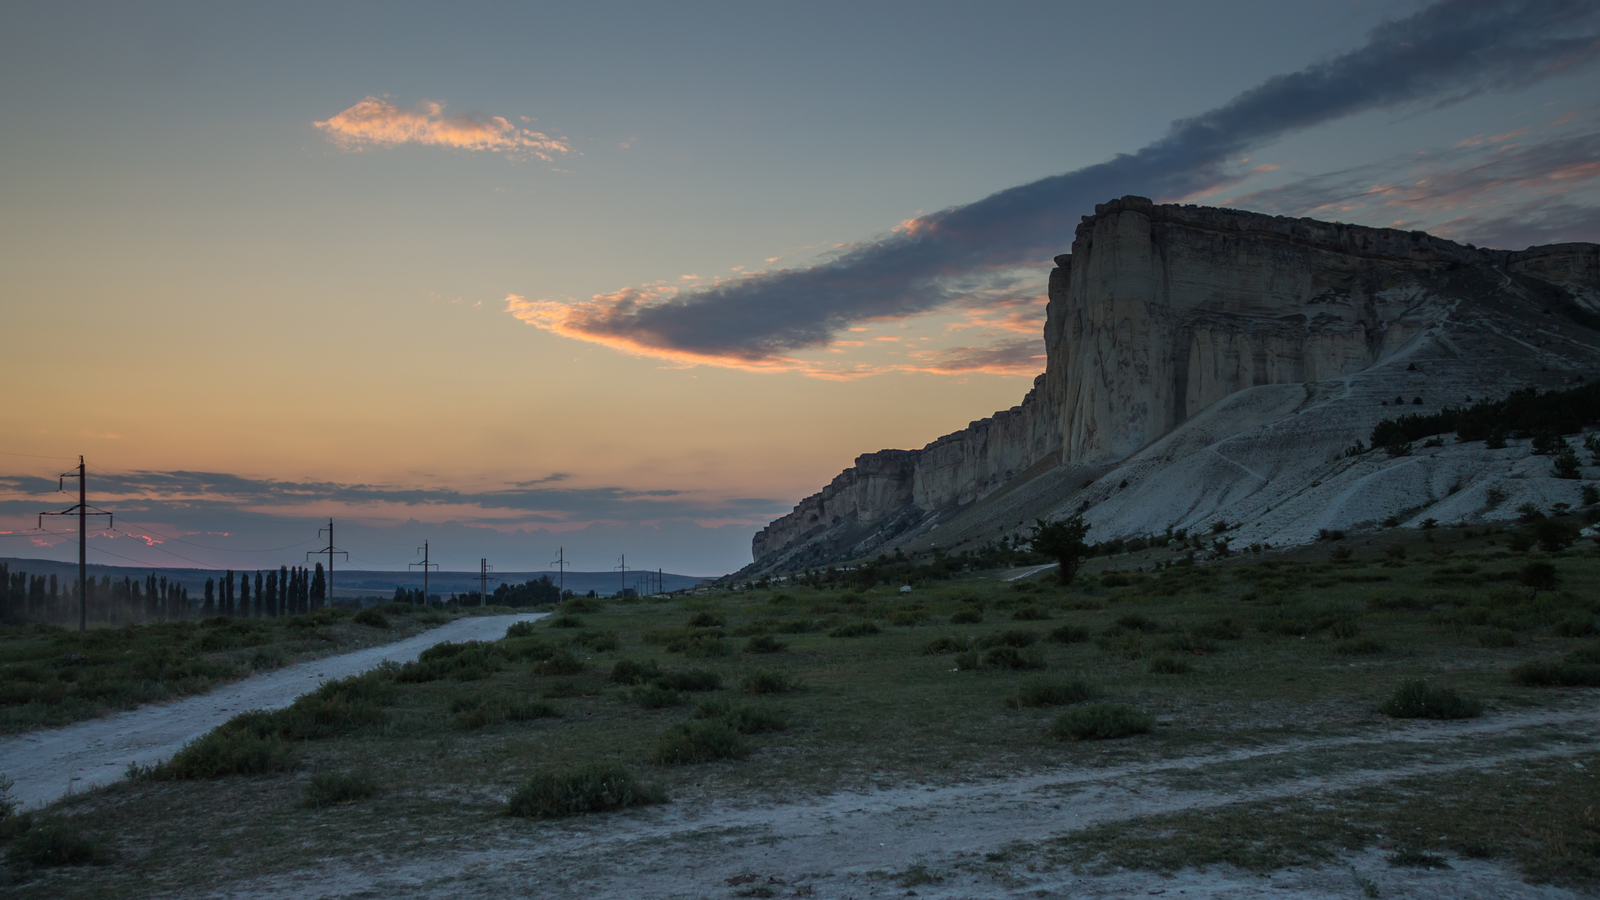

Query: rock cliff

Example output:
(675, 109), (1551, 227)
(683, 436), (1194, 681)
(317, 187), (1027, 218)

(746, 197), (1600, 574)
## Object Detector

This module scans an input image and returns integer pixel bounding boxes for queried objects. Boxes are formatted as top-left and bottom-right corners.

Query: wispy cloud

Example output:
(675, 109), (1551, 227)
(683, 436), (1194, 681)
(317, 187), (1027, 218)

(510, 0), (1600, 372)
(315, 96), (571, 161)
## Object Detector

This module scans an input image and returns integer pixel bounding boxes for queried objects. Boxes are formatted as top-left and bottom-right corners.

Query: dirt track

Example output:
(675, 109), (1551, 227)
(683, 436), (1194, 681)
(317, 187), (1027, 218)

(0, 613), (543, 810)
(220, 698), (1600, 900)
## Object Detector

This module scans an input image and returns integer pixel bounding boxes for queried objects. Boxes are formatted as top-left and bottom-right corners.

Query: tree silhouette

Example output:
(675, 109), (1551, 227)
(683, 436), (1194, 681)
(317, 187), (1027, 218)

(1029, 515), (1092, 585)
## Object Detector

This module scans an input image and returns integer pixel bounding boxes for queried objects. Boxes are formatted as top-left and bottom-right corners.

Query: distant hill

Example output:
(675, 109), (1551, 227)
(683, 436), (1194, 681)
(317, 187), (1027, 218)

(0, 558), (708, 599)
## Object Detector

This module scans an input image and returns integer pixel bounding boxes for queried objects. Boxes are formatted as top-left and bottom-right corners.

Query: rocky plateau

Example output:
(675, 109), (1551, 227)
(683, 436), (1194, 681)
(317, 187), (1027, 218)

(743, 196), (1600, 576)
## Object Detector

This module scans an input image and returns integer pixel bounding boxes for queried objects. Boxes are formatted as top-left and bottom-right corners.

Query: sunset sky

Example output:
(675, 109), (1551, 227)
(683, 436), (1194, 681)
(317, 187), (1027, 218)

(3, 1), (1598, 576)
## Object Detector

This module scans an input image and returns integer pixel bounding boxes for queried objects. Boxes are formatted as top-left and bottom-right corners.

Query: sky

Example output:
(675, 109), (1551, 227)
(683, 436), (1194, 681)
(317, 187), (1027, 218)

(2, 0), (1597, 577)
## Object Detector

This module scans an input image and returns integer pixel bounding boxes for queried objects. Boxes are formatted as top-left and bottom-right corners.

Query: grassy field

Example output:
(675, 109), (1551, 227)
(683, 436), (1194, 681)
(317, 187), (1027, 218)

(2, 518), (1597, 895)
(0, 603), (463, 733)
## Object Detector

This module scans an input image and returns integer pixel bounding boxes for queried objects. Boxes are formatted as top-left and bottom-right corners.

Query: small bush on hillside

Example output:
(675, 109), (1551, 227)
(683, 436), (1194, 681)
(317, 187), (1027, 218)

(977, 629), (1041, 649)
(532, 648), (587, 676)
(1048, 624), (1090, 644)
(1050, 703), (1154, 741)
(302, 771), (378, 807)
(1100, 573), (1131, 588)
(159, 728), (299, 779)
(561, 597), (603, 614)
(1334, 638), (1386, 655)
(610, 658), (663, 685)
(632, 685), (686, 709)
(982, 645), (1045, 670)
(889, 608), (930, 626)
(921, 636), (969, 655)
(506, 761), (666, 819)
(656, 719), (747, 764)
(1114, 613), (1160, 633)
(740, 670), (799, 694)
(1148, 655), (1191, 674)
(954, 650), (981, 670)
(5, 819), (102, 868)
(744, 634), (787, 653)
(1479, 629), (1518, 648)
(1004, 676), (1098, 708)
(949, 608), (983, 625)
(687, 612), (725, 628)
(504, 621), (540, 638)
(570, 629), (621, 652)
(775, 618), (818, 633)
(398, 642), (502, 682)
(692, 698), (789, 734)
(352, 608), (389, 629)
(546, 614), (583, 628)
(829, 620), (881, 638)
(653, 670), (721, 692)
(540, 680), (587, 699)
(1012, 605), (1051, 621)
(451, 693), (560, 728)
(1380, 679), (1483, 719)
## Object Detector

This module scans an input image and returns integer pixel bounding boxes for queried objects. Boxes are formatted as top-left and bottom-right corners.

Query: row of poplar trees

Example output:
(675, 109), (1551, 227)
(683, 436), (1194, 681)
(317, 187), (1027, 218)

(202, 563), (327, 618)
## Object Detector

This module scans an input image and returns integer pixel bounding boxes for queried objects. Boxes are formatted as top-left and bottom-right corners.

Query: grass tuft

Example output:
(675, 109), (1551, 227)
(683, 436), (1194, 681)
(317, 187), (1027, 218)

(829, 620), (881, 638)
(505, 760), (666, 819)
(4, 819), (102, 868)
(1148, 655), (1191, 674)
(656, 719), (748, 764)
(1379, 679), (1483, 719)
(609, 658), (662, 685)
(1004, 676), (1098, 708)
(744, 634), (788, 653)
(1050, 702), (1154, 741)
(352, 608), (389, 629)
(740, 669), (800, 694)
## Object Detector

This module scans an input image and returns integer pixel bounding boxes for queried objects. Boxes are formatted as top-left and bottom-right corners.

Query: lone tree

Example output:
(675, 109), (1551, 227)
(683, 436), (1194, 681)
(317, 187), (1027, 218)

(1030, 515), (1091, 585)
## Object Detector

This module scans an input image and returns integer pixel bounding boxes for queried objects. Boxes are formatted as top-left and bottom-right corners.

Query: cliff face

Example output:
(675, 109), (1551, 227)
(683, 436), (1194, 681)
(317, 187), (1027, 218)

(747, 197), (1600, 573)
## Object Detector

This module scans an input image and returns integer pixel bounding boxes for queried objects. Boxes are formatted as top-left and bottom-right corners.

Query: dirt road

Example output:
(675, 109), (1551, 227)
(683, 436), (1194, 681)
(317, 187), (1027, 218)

(222, 698), (1600, 900)
(0, 613), (543, 810)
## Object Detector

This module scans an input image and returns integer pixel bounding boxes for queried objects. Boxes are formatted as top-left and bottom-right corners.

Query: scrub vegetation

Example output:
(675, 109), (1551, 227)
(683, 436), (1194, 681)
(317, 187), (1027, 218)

(5, 513), (1600, 895)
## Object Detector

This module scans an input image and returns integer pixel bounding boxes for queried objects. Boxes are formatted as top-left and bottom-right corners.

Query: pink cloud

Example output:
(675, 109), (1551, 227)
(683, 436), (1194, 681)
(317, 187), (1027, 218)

(314, 96), (571, 162)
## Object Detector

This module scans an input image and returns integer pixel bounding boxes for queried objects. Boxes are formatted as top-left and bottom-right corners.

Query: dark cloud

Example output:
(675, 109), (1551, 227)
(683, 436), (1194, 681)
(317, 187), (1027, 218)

(525, 0), (1600, 366)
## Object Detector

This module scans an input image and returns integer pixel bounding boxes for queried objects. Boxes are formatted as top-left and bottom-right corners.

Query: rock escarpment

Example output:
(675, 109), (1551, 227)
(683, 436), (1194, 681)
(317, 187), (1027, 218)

(747, 197), (1600, 574)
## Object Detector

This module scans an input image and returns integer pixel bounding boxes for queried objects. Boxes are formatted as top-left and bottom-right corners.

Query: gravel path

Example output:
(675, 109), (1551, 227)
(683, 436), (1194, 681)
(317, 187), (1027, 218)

(224, 701), (1600, 900)
(0, 612), (543, 810)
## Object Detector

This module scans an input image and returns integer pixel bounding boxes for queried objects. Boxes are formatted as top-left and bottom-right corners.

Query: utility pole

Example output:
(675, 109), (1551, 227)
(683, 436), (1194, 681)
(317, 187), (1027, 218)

(550, 546), (568, 594)
(39, 456), (112, 632)
(307, 518), (347, 606)
(479, 558), (493, 606)
(615, 553), (627, 596)
(658, 568), (663, 596)
(410, 541), (439, 606)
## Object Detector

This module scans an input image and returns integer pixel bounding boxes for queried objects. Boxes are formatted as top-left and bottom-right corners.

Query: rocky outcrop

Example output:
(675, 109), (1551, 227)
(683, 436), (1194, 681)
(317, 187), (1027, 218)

(747, 196), (1600, 573)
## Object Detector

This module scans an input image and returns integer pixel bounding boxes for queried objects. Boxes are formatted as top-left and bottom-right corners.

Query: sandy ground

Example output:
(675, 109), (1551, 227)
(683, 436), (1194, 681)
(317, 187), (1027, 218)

(217, 698), (1600, 900)
(0, 613), (543, 810)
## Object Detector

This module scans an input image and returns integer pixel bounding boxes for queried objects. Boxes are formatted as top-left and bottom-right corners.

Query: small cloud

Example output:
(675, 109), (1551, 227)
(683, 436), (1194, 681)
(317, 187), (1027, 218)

(314, 96), (571, 162)
(1251, 163), (1280, 173)
(680, 274), (699, 280)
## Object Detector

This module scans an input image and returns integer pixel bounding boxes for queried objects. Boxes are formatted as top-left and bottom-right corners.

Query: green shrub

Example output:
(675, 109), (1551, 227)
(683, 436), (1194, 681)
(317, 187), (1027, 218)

(1004, 676), (1098, 708)
(505, 761), (666, 819)
(352, 608), (389, 629)
(1148, 655), (1191, 674)
(692, 699), (789, 734)
(921, 636), (968, 654)
(949, 608), (983, 625)
(740, 670), (799, 694)
(532, 648), (586, 676)
(1048, 624), (1090, 643)
(889, 608), (929, 626)
(744, 634), (788, 653)
(1114, 612), (1159, 632)
(632, 685), (686, 709)
(570, 629), (621, 652)
(652, 670), (721, 692)
(953, 650), (981, 670)
(829, 620), (881, 638)
(687, 612), (725, 628)
(1050, 703), (1154, 740)
(656, 719), (748, 764)
(645, 628), (730, 657)
(977, 629), (1040, 649)
(1555, 615), (1597, 638)
(1012, 605), (1051, 621)
(1379, 679), (1483, 719)
(547, 614), (583, 628)
(561, 597), (603, 614)
(504, 621), (540, 639)
(302, 771), (378, 807)
(497, 636), (559, 662)
(5, 819), (101, 868)
(451, 693), (561, 728)
(982, 645), (1045, 670)
(1510, 659), (1600, 687)
(159, 728), (299, 779)
(610, 658), (663, 685)
(540, 680), (587, 699)
(1334, 638), (1386, 655)
(398, 641), (502, 682)
(775, 618), (818, 633)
